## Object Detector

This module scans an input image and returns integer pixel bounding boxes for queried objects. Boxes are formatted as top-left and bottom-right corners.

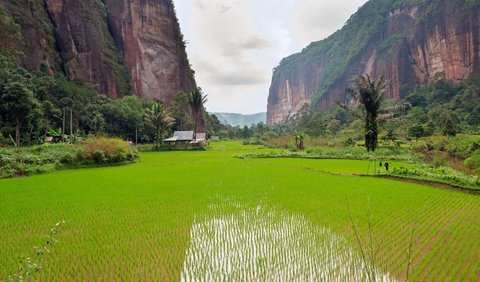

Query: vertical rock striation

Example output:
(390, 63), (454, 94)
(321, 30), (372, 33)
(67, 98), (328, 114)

(105, 0), (196, 104)
(267, 1), (480, 125)
(0, 0), (196, 104)
(45, 0), (125, 97)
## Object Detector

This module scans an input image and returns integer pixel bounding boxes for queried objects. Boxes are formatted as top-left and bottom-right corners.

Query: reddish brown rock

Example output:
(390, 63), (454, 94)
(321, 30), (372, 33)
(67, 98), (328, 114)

(105, 0), (196, 104)
(1, 0), (195, 104)
(267, 4), (480, 125)
(44, 0), (123, 97)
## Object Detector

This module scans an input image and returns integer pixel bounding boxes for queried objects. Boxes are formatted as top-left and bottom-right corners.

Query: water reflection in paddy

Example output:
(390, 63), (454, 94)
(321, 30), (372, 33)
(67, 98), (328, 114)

(181, 204), (395, 281)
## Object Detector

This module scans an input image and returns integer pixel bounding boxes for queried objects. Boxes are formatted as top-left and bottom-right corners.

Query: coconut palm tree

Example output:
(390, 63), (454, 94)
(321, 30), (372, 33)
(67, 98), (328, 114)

(188, 88), (208, 139)
(345, 74), (387, 152)
(145, 101), (175, 148)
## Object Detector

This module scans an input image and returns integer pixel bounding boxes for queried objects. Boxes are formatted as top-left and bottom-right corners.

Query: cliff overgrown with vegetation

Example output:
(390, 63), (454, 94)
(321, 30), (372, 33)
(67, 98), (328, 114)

(269, 0), (480, 124)
(275, 0), (478, 102)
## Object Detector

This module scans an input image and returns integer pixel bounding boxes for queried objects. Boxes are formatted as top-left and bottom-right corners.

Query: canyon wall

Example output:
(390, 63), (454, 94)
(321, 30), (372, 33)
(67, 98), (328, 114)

(267, 1), (480, 125)
(0, 0), (196, 104)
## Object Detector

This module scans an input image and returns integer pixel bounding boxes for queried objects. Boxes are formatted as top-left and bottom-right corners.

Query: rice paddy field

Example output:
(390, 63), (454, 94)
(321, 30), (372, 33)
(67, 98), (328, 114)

(1, 141), (479, 281)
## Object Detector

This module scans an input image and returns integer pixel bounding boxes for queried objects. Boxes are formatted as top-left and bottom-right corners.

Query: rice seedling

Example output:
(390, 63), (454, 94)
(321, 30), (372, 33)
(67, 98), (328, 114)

(0, 141), (479, 281)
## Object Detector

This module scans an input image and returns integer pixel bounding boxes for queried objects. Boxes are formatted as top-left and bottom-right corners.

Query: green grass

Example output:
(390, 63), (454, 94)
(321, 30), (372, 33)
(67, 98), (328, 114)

(1, 141), (479, 281)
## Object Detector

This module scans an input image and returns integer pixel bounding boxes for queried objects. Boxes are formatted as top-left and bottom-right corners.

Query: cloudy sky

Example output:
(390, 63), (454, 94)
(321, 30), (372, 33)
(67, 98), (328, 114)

(175, 0), (367, 114)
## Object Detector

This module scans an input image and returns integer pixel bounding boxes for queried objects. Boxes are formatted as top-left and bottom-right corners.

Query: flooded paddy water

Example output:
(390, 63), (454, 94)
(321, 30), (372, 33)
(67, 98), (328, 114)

(181, 203), (395, 281)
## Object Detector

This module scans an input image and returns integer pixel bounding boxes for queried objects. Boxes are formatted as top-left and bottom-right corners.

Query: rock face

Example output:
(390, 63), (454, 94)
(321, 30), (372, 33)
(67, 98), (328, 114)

(105, 0), (196, 103)
(267, 1), (480, 125)
(0, 0), (196, 103)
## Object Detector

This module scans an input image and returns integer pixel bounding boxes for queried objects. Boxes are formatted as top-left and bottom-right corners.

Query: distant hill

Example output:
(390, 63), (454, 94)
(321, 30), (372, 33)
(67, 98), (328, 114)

(212, 112), (266, 127)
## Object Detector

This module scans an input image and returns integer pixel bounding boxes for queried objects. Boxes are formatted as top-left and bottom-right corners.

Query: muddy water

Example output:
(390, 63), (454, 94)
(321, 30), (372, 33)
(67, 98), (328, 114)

(181, 205), (395, 281)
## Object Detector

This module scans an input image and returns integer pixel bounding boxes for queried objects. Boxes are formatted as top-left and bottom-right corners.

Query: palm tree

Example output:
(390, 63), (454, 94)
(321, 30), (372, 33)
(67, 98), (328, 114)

(145, 101), (175, 148)
(345, 74), (387, 152)
(188, 88), (208, 139)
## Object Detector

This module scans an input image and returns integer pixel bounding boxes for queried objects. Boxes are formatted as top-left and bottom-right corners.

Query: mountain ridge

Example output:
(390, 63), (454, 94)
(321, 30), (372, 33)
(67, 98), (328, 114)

(212, 112), (266, 127)
(267, 0), (480, 125)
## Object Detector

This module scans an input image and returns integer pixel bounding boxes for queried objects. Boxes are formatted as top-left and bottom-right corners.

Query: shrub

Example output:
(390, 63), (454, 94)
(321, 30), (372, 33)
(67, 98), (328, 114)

(0, 137), (138, 179)
(465, 152), (480, 173)
(79, 136), (138, 164)
(392, 164), (480, 189)
(343, 138), (356, 147)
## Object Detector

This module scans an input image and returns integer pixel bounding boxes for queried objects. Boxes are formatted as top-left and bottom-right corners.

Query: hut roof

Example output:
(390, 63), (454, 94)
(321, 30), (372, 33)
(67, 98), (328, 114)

(164, 131), (194, 142)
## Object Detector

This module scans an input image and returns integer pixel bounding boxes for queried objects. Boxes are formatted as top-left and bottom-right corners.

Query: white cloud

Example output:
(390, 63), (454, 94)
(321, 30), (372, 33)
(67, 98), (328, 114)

(175, 0), (368, 114)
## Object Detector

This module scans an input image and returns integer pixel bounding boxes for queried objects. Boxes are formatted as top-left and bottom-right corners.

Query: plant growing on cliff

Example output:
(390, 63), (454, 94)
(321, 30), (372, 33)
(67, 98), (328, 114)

(188, 88), (208, 139)
(343, 74), (387, 152)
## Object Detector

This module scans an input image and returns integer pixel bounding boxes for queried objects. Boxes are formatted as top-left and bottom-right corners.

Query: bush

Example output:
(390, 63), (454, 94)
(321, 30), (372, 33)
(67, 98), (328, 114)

(79, 136), (138, 164)
(0, 137), (138, 178)
(392, 164), (480, 189)
(465, 152), (480, 173)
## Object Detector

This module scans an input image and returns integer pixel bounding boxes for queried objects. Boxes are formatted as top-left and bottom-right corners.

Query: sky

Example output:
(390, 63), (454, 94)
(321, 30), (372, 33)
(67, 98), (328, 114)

(175, 0), (368, 114)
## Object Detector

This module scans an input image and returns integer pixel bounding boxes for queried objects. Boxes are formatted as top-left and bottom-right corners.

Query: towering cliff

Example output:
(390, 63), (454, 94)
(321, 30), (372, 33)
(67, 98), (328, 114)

(0, 0), (196, 103)
(267, 0), (480, 125)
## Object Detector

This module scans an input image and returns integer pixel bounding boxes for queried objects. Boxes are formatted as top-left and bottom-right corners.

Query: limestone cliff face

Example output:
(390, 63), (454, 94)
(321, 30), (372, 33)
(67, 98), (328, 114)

(267, 1), (480, 125)
(0, 0), (59, 73)
(44, 0), (125, 97)
(105, 0), (196, 103)
(0, 0), (195, 103)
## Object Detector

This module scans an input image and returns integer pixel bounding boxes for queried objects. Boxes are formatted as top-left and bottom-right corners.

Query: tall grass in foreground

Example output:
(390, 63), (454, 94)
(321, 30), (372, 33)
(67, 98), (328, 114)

(9, 221), (65, 282)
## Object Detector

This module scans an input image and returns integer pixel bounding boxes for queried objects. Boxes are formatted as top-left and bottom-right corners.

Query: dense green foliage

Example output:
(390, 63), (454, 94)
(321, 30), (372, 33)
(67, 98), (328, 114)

(405, 78), (480, 134)
(1, 142), (480, 280)
(0, 4), (22, 56)
(0, 55), (226, 145)
(0, 136), (138, 178)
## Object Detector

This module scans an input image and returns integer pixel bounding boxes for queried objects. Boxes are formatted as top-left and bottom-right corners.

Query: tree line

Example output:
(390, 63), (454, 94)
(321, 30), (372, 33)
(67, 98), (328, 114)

(0, 55), (221, 146)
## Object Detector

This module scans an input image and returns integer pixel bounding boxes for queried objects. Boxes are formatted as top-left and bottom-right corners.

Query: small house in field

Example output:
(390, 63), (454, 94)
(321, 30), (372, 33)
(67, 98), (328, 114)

(163, 131), (208, 148)
(191, 133), (208, 146)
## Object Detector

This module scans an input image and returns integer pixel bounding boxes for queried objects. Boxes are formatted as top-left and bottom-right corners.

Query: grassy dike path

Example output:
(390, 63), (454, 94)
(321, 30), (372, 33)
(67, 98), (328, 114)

(1, 142), (479, 281)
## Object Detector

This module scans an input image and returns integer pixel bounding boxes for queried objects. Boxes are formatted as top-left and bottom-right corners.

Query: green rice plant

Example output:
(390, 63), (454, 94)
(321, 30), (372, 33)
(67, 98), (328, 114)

(0, 141), (479, 280)
(8, 221), (65, 282)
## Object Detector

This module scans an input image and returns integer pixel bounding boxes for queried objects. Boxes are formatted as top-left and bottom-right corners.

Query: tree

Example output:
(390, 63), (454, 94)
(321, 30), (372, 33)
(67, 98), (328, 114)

(0, 82), (42, 145)
(188, 88), (208, 139)
(344, 74), (387, 152)
(442, 112), (457, 137)
(59, 97), (74, 143)
(408, 124), (425, 141)
(293, 130), (305, 150)
(121, 96), (144, 144)
(326, 119), (342, 136)
(145, 101), (175, 148)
